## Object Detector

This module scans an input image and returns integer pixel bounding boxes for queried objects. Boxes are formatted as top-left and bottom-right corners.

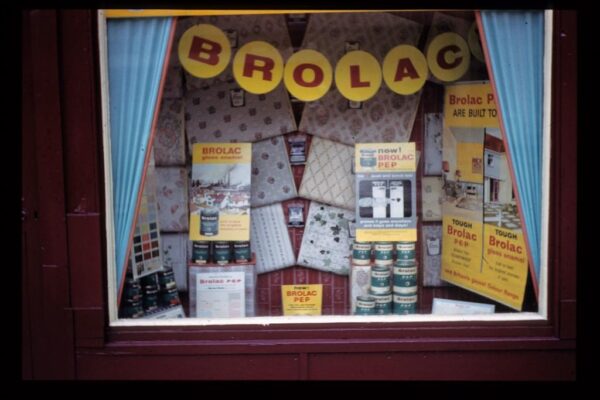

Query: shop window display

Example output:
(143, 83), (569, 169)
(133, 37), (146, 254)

(100, 10), (549, 323)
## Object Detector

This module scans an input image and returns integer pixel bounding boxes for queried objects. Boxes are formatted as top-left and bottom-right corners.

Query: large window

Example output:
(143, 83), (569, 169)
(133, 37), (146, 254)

(99, 10), (551, 325)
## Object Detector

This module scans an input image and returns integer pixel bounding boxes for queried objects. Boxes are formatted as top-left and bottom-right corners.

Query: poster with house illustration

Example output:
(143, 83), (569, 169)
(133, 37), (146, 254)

(440, 81), (528, 310)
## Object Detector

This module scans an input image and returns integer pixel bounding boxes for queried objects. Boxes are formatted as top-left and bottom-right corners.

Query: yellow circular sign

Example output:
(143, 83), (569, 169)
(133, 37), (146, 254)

(468, 22), (485, 63)
(382, 45), (428, 95)
(426, 32), (471, 82)
(335, 50), (382, 102)
(178, 24), (231, 79)
(232, 41), (283, 94)
(283, 49), (332, 102)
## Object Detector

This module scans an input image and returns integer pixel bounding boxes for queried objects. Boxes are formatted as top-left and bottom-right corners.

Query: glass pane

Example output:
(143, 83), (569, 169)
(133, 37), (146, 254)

(103, 10), (547, 323)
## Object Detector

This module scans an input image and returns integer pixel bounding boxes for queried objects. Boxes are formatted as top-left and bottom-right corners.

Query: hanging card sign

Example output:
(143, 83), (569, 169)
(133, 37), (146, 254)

(178, 24), (232, 78)
(232, 41), (284, 94)
(354, 142), (417, 242)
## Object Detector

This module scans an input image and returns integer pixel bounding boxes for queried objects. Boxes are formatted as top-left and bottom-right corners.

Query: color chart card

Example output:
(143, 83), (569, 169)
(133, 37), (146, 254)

(131, 163), (164, 279)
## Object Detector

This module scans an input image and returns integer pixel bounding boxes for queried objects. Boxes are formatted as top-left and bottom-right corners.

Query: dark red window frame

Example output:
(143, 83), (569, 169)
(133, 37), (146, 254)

(21, 9), (576, 380)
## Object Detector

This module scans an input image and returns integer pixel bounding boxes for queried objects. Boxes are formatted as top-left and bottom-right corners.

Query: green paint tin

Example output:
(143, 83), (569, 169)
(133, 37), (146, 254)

(352, 241), (372, 265)
(213, 241), (231, 265)
(233, 241), (251, 263)
(395, 241), (416, 260)
(192, 241), (210, 264)
(370, 293), (393, 315)
(393, 265), (418, 288)
(374, 242), (394, 266)
(370, 266), (391, 294)
(393, 293), (417, 315)
(354, 296), (376, 315)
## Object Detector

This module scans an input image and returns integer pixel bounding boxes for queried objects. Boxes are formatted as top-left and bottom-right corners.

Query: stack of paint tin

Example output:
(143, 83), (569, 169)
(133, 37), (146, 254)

(192, 241), (252, 265)
(351, 240), (418, 315)
(120, 271), (144, 319)
(393, 241), (418, 314)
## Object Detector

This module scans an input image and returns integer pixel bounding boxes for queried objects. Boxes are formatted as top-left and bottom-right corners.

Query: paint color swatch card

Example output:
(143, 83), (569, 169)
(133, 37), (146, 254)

(189, 143), (252, 241)
(130, 163), (164, 280)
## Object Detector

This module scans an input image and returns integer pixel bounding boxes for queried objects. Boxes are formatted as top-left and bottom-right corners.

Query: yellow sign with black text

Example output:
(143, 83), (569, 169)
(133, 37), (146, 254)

(282, 285), (323, 316)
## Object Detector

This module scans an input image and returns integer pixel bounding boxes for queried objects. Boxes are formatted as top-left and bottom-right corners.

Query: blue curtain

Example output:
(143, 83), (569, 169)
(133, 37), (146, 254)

(480, 11), (544, 289)
(107, 17), (173, 299)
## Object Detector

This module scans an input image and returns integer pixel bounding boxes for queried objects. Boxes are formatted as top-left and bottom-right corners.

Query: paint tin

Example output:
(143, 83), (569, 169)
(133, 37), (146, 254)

(370, 293), (393, 315)
(213, 241), (232, 265)
(160, 287), (181, 307)
(393, 293), (417, 315)
(393, 264), (418, 288)
(233, 241), (251, 263)
(354, 296), (376, 315)
(192, 241), (210, 264)
(374, 242), (394, 266)
(200, 207), (219, 236)
(352, 241), (372, 265)
(142, 287), (159, 312)
(359, 148), (377, 169)
(394, 258), (417, 268)
(158, 268), (177, 290)
(396, 241), (416, 260)
(370, 266), (391, 294)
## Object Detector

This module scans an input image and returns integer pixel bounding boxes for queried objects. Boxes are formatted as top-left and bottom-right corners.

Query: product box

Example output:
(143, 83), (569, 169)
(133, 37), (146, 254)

(189, 263), (257, 317)
(189, 143), (251, 241)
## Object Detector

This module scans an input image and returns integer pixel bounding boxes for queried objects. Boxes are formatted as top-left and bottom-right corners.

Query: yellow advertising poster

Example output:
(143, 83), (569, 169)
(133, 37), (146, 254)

(189, 143), (252, 241)
(441, 82), (528, 310)
(281, 285), (323, 316)
(355, 143), (417, 242)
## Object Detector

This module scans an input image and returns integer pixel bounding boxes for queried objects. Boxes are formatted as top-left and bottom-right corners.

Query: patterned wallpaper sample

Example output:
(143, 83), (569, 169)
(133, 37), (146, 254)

(298, 136), (355, 211)
(350, 264), (372, 313)
(422, 176), (443, 222)
(154, 98), (186, 166)
(422, 224), (448, 287)
(184, 81), (297, 148)
(424, 113), (443, 175)
(175, 15), (294, 91)
(162, 66), (183, 99)
(251, 136), (298, 207)
(297, 201), (355, 275)
(161, 233), (189, 291)
(155, 167), (189, 232)
(251, 203), (297, 274)
(298, 12), (424, 145)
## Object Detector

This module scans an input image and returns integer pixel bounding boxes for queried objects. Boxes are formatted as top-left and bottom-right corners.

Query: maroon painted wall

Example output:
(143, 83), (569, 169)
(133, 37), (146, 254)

(21, 9), (577, 380)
